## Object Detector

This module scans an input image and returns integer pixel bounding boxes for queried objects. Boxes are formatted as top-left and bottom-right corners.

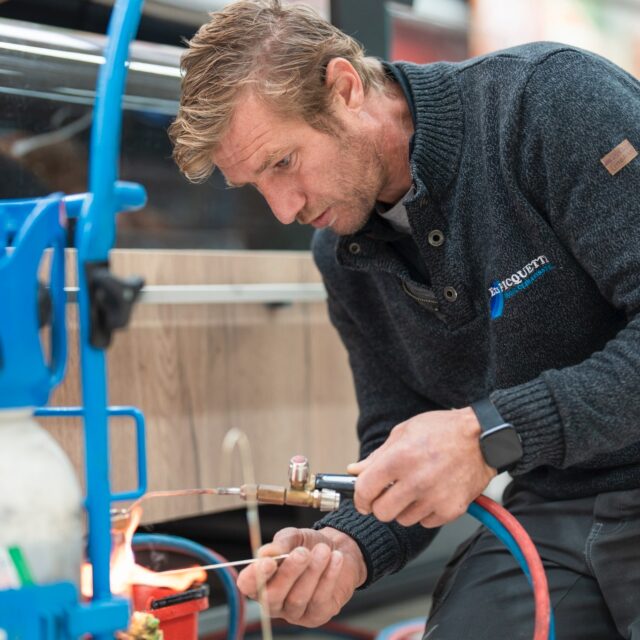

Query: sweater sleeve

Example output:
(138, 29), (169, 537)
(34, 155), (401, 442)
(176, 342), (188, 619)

(492, 49), (640, 473)
(311, 231), (440, 586)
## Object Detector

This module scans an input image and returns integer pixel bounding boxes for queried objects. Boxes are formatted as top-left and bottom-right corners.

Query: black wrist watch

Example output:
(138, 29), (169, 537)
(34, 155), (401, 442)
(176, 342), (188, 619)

(471, 398), (523, 473)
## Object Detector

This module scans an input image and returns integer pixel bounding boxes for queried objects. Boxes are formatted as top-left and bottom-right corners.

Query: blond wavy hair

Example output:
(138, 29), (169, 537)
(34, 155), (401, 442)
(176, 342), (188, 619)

(169, 0), (386, 183)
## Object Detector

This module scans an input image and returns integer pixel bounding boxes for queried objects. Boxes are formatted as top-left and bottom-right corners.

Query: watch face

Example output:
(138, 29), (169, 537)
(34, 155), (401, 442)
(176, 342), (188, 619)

(480, 426), (523, 471)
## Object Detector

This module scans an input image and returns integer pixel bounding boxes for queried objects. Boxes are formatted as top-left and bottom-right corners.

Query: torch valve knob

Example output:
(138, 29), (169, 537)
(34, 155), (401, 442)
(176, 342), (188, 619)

(288, 455), (310, 490)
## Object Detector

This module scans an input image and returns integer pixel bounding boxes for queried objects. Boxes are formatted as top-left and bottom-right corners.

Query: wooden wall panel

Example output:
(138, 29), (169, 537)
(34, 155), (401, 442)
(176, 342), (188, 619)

(44, 249), (358, 523)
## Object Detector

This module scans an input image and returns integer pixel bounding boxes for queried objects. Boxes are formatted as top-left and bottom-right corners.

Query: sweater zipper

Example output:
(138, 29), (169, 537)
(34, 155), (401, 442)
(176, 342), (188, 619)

(401, 280), (440, 311)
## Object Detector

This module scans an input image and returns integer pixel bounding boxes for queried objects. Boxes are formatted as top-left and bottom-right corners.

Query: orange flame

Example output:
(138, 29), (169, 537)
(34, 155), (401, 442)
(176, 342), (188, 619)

(81, 506), (207, 600)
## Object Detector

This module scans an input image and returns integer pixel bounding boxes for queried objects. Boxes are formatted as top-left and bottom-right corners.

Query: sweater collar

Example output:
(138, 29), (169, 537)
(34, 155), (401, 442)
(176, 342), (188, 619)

(388, 61), (464, 202)
(336, 60), (464, 259)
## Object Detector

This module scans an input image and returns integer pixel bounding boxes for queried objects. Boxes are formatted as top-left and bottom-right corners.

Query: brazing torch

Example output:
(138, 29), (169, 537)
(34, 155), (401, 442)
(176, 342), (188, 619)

(216, 455), (356, 511)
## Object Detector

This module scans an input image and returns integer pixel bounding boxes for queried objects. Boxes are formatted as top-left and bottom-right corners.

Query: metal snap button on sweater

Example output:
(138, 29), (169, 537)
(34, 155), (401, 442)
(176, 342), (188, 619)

(348, 242), (361, 255)
(444, 286), (458, 302)
(428, 230), (445, 247)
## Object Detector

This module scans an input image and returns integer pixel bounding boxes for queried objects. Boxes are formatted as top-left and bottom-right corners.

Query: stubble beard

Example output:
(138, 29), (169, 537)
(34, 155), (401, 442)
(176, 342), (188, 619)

(331, 188), (376, 236)
(329, 136), (386, 236)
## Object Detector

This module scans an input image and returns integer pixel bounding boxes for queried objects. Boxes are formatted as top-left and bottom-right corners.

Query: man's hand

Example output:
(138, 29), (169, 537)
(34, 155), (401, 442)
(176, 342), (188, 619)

(236, 526), (366, 627)
(348, 408), (496, 528)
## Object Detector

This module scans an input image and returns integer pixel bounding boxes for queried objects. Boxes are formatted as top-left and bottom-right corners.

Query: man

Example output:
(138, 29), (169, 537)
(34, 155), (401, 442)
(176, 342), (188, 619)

(169, 1), (640, 637)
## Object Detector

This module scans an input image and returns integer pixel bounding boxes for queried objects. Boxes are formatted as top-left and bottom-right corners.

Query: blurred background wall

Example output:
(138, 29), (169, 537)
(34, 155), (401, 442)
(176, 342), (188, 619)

(470, 0), (640, 76)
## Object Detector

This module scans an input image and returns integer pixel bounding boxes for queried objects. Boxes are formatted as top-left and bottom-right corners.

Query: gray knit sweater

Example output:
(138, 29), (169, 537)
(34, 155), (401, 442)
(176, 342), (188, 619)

(312, 43), (640, 587)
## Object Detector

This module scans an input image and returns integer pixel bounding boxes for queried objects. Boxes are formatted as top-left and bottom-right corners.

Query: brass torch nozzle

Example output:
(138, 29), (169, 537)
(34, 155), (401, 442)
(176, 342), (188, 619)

(232, 483), (340, 511)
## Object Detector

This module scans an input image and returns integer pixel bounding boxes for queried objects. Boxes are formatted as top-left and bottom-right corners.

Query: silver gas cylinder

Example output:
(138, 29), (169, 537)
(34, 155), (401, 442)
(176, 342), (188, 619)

(0, 408), (83, 588)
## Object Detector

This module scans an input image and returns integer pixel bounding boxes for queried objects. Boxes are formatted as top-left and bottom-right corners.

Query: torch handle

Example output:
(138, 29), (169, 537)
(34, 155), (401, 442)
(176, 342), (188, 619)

(314, 473), (357, 497)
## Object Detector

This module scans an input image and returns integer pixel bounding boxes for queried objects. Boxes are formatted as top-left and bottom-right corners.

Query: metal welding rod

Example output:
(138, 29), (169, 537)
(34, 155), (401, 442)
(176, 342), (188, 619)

(158, 553), (290, 576)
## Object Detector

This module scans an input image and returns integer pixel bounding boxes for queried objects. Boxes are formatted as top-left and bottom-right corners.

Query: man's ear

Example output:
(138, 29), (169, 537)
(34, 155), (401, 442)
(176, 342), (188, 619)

(325, 57), (364, 111)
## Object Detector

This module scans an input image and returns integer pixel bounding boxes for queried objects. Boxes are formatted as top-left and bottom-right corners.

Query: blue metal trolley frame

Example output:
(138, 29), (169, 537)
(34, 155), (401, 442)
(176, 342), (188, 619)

(0, 1), (149, 637)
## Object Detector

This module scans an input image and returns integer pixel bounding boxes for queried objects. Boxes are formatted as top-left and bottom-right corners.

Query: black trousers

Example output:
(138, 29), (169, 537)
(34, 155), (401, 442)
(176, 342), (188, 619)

(423, 484), (640, 639)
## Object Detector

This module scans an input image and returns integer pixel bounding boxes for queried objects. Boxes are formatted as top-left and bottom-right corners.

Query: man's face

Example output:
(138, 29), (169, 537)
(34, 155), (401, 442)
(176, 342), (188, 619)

(212, 93), (385, 235)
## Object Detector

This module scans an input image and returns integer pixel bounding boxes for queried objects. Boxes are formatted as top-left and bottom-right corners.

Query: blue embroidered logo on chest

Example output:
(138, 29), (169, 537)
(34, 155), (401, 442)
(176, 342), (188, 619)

(488, 255), (555, 319)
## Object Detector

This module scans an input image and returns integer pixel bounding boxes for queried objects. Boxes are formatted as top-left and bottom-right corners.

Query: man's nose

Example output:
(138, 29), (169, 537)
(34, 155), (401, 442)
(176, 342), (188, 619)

(260, 182), (305, 225)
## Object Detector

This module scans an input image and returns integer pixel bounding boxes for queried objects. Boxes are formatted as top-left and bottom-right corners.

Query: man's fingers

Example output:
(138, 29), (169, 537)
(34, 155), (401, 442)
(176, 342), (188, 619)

(237, 545), (309, 602)
(353, 462), (397, 516)
(268, 527), (305, 552)
(420, 512), (444, 528)
(257, 541), (289, 558)
(253, 546), (313, 613)
(236, 556), (280, 599)
(348, 434), (399, 476)
(347, 452), (375, 476)
(346, 460), (363, 475)
(362, 481), (412, 522)
(280, 544), (332, 621)
(300, 550), (345, 626)
(395, 500), (433, 527)
(236, 565), (254, 597)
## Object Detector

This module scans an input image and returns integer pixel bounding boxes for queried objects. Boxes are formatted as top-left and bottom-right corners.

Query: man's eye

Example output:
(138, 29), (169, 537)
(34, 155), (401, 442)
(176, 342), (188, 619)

(275, 155), (291, 169)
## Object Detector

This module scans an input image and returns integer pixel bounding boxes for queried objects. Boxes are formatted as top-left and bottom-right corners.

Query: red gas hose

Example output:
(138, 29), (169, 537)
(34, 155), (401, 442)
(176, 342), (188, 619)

(475, 495), (552, 640)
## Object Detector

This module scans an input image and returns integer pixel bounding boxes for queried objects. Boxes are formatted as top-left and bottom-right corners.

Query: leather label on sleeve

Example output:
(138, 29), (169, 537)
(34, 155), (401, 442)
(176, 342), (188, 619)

(600, 139), (638, 175)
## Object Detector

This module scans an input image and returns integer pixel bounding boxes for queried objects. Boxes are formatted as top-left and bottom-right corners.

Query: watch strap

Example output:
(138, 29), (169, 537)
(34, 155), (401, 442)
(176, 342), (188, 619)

(471, 397), (511, 437)
(471, 397), (523, 472)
